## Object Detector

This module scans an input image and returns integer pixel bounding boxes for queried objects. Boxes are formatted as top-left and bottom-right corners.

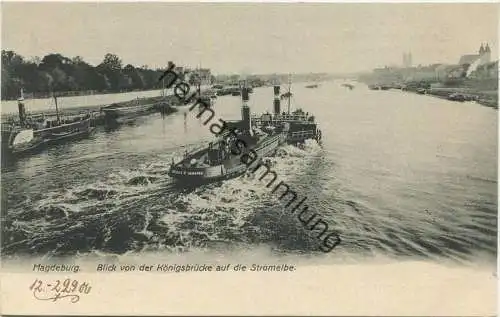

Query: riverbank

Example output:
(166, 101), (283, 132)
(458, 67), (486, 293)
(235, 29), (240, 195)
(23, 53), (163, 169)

(369, 84), (498, 109)
(426, 87), (498, 108)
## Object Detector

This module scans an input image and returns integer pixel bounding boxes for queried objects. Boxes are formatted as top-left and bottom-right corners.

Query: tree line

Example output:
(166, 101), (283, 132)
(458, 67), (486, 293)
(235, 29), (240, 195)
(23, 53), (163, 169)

(1, 51), (199, 100)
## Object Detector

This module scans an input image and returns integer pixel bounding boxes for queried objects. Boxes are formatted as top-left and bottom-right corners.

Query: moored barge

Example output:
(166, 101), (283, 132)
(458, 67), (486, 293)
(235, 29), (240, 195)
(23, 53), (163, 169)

(101, 100), (157, 124)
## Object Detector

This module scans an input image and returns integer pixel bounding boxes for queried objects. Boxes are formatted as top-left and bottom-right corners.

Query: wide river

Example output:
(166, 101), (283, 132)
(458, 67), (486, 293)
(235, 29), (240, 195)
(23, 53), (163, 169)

(1, 81), (497, 266)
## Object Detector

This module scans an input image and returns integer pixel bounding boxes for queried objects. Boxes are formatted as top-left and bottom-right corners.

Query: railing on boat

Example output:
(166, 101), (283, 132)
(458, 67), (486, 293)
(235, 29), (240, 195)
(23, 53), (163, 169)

(288, 130), (316, 141)
(182, 144), (209, 157)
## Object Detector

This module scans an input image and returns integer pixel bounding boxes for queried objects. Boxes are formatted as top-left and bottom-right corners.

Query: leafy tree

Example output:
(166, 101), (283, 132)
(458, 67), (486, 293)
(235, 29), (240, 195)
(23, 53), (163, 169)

(2, 50), (24, 67)
(97, 53), (123, 90)
(123, 64), (144, 90)
(0, 50), (178, 99)
(39, 53), (71, 71)
(100, 53), (122, 72)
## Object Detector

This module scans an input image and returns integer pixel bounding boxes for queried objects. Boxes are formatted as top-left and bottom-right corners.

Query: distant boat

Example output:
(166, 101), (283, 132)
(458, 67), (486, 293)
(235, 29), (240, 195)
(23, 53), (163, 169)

(201, 90), (218, 99)
(305, 84), (319, 88)
(214, 84), (252, 97)
(341, 83), (354, 90)
(447, 92), (466, 101)
(4, 90), (95, 156)
(280, 91), (293, 99)
(368, 84), (390, 90)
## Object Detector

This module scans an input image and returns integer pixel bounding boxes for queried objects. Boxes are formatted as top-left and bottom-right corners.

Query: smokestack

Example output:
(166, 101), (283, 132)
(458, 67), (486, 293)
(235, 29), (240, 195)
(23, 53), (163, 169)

(242, 86), (249, 102)
(17, 89), (26, 123)
(273, 85), (280, 114)
(241, 87), (252, 135)
(17, 101), (26, 123)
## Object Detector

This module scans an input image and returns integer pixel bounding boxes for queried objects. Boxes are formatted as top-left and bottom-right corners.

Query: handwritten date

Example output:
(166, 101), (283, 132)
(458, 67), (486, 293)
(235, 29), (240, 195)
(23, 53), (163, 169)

(30, 278), (91, 303)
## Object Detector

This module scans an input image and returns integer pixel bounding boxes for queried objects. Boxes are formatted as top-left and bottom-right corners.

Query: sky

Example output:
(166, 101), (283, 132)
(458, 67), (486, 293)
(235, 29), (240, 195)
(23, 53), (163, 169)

(1, 2), (498, 75)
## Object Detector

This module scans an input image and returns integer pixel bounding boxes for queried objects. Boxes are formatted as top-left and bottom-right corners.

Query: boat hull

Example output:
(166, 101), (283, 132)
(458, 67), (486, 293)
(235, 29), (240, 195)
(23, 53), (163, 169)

(168, 164), (248, 185)
(6, 118), (94, 156)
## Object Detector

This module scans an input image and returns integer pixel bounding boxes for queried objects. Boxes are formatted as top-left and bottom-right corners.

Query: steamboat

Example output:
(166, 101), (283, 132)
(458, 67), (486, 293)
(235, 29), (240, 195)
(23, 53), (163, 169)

(2, 91), (95, 156)
(168, 77), (322, 184)
(253, 77), (322, 144)
(168, 87), (288, 184)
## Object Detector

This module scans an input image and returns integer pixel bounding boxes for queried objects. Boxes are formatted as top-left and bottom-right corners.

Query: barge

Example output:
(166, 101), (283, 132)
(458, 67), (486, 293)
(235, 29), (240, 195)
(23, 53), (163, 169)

(305, 84), (319, 88)
(101, 99), (157, 124)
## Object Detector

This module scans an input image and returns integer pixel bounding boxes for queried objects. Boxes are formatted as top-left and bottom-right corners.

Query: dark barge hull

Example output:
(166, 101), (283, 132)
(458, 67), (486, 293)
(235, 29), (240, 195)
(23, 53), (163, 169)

(101, 104), (156, 124)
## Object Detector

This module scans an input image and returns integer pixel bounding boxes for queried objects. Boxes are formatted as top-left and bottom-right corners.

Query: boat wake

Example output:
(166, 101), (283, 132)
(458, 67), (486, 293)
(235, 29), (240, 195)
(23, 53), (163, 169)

(2, 140), (324, 258)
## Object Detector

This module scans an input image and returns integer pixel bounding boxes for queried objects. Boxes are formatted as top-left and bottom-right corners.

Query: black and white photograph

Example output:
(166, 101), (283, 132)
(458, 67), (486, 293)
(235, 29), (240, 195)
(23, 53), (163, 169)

(0, 2), (497, 315)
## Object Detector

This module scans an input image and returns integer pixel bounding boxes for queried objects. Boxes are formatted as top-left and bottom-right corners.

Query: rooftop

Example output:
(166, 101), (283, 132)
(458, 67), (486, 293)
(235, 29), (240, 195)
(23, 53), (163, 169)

(459, 54), (480, 65)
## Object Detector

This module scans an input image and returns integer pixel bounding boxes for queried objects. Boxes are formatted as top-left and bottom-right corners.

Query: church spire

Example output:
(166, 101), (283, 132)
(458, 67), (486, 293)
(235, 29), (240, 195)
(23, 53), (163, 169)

(479, 43), (485, 54)
(485, 43), (491, 53)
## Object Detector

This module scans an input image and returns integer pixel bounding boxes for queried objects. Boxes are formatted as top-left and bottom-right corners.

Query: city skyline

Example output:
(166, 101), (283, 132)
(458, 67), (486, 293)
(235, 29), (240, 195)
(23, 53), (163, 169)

(2, 3), (498, 75)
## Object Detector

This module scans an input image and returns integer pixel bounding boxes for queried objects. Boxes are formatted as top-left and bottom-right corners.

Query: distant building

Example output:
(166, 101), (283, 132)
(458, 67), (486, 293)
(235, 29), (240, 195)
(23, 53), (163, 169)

(189, 68), (212, 85)
(405, 64), (443, 81)
(458, 43), (491, 65)
(402, 52), (412, 68)
(434, 64), (459, 80)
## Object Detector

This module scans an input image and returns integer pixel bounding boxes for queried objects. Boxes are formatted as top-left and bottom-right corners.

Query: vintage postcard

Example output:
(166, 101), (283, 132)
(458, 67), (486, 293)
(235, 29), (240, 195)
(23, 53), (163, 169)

(0, 1), (497, 316)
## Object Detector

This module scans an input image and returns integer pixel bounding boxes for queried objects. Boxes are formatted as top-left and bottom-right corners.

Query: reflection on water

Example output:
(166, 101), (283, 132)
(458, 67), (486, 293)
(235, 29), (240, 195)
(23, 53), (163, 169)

(1, 81), (497, 265)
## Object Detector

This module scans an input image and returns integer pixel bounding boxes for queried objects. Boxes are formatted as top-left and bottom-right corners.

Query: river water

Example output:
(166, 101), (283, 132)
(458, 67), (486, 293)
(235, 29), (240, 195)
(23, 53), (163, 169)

(1, 81), (497, 266)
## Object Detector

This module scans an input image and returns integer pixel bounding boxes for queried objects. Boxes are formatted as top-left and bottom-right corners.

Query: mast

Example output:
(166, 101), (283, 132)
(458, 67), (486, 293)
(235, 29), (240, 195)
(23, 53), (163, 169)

(287, 73), (292, 114)
(162, 77), (165, 97)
